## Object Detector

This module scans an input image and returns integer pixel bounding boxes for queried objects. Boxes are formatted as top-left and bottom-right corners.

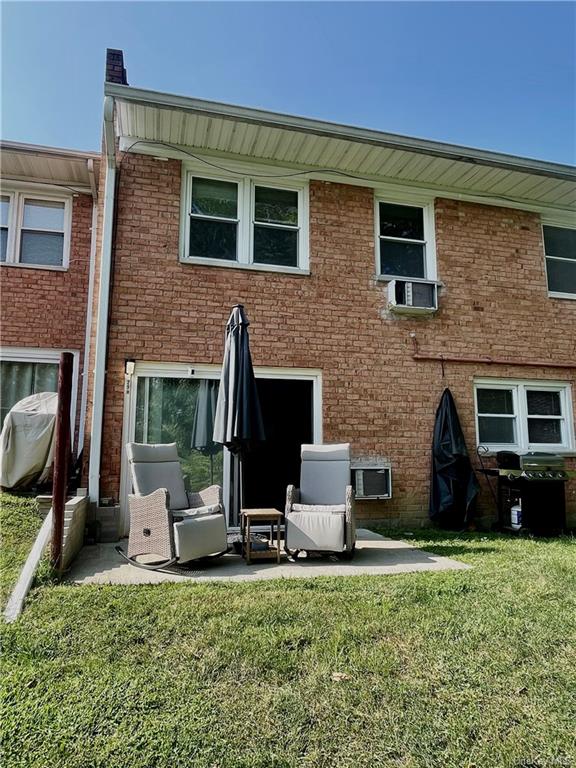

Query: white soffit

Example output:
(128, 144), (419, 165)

(0, 142), (99, 191)
(110, 85), (576, 212)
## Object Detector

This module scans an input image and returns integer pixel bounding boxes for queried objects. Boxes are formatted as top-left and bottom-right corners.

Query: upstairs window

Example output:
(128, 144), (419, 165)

(253, 186), (299, 268)
(20, 199), (66, 266)
(377, 201), (436, 280)
(0, 191), (71, 269)
(183, 172), (308, 272)
(474, 379), (574, 453)
(189, 178), (238, 261)
(0, 195), (10, 262)
(543, 225), (576, 298)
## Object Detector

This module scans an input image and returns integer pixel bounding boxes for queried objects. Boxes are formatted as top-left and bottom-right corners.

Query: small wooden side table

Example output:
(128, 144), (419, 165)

(240, 508), (282, 565)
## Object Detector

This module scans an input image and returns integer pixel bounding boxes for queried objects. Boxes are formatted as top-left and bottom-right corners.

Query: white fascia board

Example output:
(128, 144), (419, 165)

(0, 177), (92, 195)
(107, 83), (576, 182)
(0, 140), (99, 161)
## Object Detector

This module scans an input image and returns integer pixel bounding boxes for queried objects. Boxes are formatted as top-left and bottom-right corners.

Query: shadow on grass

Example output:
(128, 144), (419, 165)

(416, 544), (498, 557)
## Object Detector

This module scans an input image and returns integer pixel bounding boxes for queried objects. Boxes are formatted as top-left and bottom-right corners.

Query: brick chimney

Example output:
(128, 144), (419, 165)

(105, 48), (128, 85)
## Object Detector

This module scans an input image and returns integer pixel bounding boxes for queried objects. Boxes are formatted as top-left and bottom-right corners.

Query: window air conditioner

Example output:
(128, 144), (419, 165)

(353, 465), (392, 500)
(387, 279), (438, 315)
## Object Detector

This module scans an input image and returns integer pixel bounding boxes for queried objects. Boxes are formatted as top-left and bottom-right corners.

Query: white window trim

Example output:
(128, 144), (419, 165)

(374, 196), (437, 282)
(0, 347), (80, 449)
(541, 221), (576, 301)
(474, 377), (575, 454)
(0, 188), (72, 271)
(179, 164), (309, 274)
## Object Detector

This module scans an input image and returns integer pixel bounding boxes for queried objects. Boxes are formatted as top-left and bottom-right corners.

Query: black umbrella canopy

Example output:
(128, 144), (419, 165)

(213, 305), (265, 456)
(429, 388), (480, 529)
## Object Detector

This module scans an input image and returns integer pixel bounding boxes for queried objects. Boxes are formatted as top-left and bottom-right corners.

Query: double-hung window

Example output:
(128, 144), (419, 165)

(0, 195), (10, 261)
(183, 172), (308, 272)
(377, 201), (435, 280)
(189, 177), (239, 261)
(543, 225), (576, 299)
(0, 348), (79, 438)
(0, 190), (71, 269)
(252, 186), (300, 268)
(474, 379), (574, 453)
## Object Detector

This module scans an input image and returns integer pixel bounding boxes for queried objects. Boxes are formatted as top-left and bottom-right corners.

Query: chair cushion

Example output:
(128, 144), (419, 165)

(300, 443), (351, 505)
(300, 460), (350, 505)
(127, 442), (189, 510)
(127, 442), (179, 463)
(175, 504), (221, 519)
(286, 511), (346, 552)
(173, 513), (227, 561)
(291, 503), (345, 514)
(301, 443), (350, 462)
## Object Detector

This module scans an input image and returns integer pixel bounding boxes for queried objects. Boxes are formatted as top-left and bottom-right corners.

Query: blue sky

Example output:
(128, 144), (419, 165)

(1, 2), (575, 164)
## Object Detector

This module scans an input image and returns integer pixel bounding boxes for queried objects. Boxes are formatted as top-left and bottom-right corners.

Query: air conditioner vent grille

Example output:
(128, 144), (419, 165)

(354, 467), (392, 499)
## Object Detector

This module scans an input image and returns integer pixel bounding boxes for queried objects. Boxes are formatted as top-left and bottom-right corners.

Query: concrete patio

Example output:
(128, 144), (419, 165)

(68, 529), (470, 584)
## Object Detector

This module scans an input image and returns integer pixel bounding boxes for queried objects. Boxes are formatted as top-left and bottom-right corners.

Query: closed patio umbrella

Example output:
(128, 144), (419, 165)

(429, 388), (479, 530)
(191, 379), (219, 484)
(213, 305), (265, 522)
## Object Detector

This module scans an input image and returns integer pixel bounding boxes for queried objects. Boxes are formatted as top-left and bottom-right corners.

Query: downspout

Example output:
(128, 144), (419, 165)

(78, 192), (98, 455)
(88, 96), (116, 504)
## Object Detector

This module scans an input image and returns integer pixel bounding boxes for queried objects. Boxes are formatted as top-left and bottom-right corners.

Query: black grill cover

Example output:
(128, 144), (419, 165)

(429, 388), (480, 529)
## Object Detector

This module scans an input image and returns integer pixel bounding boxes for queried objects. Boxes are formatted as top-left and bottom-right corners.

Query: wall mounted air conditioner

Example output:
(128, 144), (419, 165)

(387, 279), (438, 315)
(353, 465), (392, 500)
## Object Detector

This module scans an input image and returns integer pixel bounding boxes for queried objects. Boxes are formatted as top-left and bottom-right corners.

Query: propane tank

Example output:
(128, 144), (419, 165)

(511, 502), (522, 530)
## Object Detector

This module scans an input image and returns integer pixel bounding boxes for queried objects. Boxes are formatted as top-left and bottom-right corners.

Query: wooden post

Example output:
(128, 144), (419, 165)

(51, 352), (73, 573)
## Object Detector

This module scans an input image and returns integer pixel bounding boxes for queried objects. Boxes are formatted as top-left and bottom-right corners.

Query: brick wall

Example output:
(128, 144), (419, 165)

(96, 153), (576, 526)
(0, 193), (93, 445)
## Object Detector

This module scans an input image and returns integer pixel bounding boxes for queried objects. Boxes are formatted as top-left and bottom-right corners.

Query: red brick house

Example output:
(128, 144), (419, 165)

(0, 141), (98, 451)
(81, 50), (575, 538)
(3, 50), (576, 536)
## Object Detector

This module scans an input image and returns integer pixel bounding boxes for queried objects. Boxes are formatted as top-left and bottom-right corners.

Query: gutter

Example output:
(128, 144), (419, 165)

(105, 83), (576, 183)
(88, 96), (116, 504)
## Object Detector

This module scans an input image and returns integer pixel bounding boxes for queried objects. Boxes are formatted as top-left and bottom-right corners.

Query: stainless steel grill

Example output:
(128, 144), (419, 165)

(494, 451), (569, 534)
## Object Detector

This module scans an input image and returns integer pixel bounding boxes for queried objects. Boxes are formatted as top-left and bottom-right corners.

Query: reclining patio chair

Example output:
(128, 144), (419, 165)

(120, 442), (228, 570)
(285, 443), (356, 560)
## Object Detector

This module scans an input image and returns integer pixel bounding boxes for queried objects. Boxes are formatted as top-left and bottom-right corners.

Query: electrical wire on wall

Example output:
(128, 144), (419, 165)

(116, 138), (569, 211)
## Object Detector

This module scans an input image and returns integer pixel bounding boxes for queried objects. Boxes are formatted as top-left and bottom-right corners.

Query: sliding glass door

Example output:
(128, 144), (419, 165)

(133, 375), (224, 492)
(121, 362), (322, 534)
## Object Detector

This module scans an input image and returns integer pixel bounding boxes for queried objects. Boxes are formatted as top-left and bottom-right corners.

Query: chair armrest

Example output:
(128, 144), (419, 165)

(187, 485), (223, 510)
(285, 485), (300, 516)
(129, 487), (170, 514)
(127, 488), (174, 560)
(345, 485), (356, 550)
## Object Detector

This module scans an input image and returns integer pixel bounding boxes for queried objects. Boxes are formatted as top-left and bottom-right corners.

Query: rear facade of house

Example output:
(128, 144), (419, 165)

(2, 50), (576, 536)
(87, 51), (576, 537)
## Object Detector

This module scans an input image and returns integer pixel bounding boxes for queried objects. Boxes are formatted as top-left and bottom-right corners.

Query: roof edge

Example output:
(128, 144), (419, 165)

(105, 83), (576, 182)
(0, 140), (100, 161)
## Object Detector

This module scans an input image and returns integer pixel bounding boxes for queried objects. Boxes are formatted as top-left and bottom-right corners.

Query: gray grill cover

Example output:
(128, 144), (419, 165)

(0, 392), (58, 489)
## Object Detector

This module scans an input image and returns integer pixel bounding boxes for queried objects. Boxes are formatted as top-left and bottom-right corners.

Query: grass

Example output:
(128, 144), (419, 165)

(0, 493), (48, 607)
(1, 495), (575, 768)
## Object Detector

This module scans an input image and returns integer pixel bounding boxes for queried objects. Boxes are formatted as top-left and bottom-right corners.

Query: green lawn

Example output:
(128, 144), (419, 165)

(1, 494), (575, 768)
(0, 493), (48, 607)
